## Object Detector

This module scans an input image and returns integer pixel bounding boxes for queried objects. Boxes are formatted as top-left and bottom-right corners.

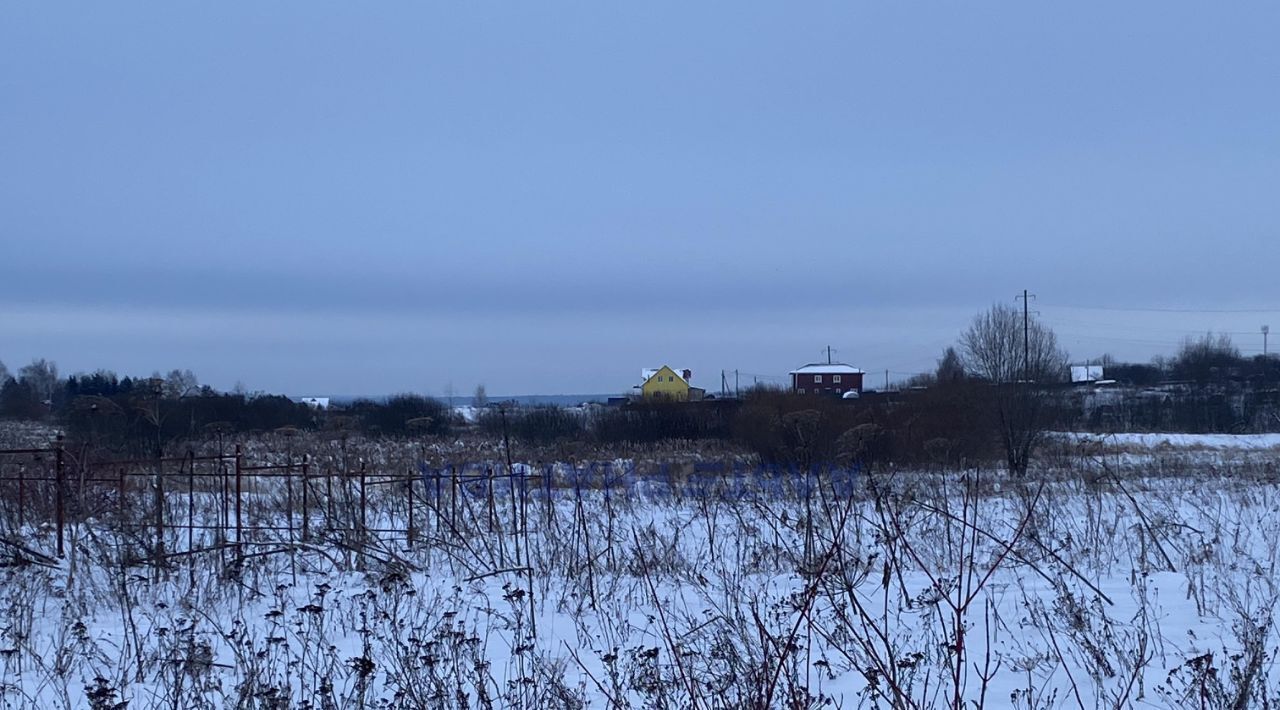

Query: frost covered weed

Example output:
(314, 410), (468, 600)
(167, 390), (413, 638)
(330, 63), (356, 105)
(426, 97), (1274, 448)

(1, 436), (1280, 706)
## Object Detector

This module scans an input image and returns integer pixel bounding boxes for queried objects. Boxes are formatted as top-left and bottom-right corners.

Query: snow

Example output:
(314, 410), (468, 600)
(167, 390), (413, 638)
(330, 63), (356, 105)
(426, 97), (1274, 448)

(789, 363), (864, 374)
(1070, 365), (1103, 382)
(1061, 431), (1280, 450)
(2, 442), (1279, 707)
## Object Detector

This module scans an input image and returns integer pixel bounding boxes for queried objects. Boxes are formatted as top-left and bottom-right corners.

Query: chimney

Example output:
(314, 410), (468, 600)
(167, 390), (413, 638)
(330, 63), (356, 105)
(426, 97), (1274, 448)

(682, 369), (692, 382)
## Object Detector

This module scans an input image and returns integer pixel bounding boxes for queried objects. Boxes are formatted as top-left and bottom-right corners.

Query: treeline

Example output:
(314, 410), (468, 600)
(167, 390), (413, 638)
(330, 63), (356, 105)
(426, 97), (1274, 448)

(1060, 333), (1280, 434)
(0, 359), (458, 456)
(473, 389), (998, 469)
(6, 323), (1277, 470)
(477, 326), (1280, 470)
(476, 403), (738, 447)
(1106, 334), (1280, 386)
(905, 331), (1280, 389)
(1066, 382), (1280, 434)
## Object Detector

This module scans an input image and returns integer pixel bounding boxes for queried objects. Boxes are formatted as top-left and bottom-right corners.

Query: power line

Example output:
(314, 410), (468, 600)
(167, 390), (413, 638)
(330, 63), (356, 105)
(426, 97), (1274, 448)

(1055, 332), (1270, 354)
(1046, 319), (1259, 336)
(735, 372), (787, 382)
(1042, 303), (1278, 314)
(1055, 332), (1196, 347)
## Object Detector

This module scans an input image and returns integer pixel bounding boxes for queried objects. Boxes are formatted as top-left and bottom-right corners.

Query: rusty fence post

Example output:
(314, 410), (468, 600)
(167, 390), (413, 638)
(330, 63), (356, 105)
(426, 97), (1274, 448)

(434, 465), (442, 533)
(406, 468), (415, 548)
(154, 454), (165, 572)
(325, 461), (334, 534)
(301, 455), (311, 543)
(55, 434), (65, 558)
(451, 465), (458, 530)
(486, 465), (496, 534)
(186, 451), (196, 586)
(234, 444), (243, 556)
(285, 454), (294, 546)
(16, 462), (25, 531)
(118, 466), (126, 531)
(359, 461), (367, 539)
(220, 453), (229, 544)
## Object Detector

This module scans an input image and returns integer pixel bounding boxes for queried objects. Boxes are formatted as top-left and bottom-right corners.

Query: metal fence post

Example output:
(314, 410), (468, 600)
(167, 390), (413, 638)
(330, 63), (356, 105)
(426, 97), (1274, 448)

(359, 460), (367, 538)
(301, 455), (310, 543)
(55, 434), (65, 558)
(16, 462), (25, 531)
(186, 450), (195, 586)
(118, 466), (126, 530)
(406, 468), (415, 548)
(154, 453), (165, 572)
(285, 454), (294, 546)
(234, 444), (243, 555)
(450, 465), (458, 530)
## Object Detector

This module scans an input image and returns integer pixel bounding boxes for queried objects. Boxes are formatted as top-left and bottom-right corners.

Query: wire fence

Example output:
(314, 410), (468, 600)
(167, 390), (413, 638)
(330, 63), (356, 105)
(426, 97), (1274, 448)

(0, 436), (544, 571)
(0, 435), (865, 581)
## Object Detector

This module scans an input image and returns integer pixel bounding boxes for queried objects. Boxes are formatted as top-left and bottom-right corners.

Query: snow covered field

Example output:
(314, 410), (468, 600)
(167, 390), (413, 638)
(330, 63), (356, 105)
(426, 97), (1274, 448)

(1060, 431), (1280, 452)
(1, 439), (1279, 708)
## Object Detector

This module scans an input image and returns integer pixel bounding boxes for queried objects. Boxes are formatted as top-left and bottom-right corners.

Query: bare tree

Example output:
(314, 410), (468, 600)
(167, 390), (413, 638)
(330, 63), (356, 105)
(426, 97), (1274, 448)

(18, 358), (59, 404)
(0, 359), (9, 383)
(1174, 332), (1240, 382)
(936, 346), (965, 384)
(959, 304), (1068, 476)
(960, 304), (1066, 383)
(473, 384), (488, 408)
(162, 368), (200, 398)
(1092, 352), (1118, 367)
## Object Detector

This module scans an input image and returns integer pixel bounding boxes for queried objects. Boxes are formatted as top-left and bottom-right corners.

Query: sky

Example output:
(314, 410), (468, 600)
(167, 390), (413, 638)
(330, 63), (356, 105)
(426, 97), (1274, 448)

(2, 2), (1279, 396)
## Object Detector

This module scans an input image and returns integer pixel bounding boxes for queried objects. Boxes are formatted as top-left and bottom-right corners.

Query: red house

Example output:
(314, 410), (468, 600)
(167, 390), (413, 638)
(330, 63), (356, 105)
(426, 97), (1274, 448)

(789, 363), (864, 396)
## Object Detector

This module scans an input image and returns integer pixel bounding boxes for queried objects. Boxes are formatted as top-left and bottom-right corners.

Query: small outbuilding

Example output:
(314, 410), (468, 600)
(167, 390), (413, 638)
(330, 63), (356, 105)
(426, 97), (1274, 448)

(1071, 365), (1104, 383)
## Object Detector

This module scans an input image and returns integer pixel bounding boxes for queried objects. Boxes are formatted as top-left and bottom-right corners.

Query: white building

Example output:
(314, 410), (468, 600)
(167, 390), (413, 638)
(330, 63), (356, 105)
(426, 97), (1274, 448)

(1070, 365), (1104, 383)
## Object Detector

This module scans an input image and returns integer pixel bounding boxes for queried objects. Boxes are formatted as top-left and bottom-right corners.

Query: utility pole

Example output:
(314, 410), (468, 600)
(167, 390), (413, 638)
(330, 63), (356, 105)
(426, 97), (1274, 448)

(1264, 325), (1270, 357)
(825, 345), (834, 365)
(734, 369), (739, 398)
(885, 369), (889, 391)
(1017, 290), (1036, 381)
(721, 370), (728, 397)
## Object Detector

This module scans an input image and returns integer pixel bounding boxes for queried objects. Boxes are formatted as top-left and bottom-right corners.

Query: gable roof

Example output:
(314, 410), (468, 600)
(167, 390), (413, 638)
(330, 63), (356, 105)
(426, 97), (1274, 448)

(642, 365), (688, 385)
(789, 363), (864, 375)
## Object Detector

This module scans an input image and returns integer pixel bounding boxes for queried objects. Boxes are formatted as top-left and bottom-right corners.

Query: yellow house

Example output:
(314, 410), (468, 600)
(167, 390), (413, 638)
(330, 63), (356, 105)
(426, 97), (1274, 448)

(640, 366), (701, 401)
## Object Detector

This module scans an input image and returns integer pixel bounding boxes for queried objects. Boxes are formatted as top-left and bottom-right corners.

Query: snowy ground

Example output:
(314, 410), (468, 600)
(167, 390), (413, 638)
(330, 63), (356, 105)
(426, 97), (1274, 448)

(1059, 431), (1280, 451)
(1, 437), (1279, 708)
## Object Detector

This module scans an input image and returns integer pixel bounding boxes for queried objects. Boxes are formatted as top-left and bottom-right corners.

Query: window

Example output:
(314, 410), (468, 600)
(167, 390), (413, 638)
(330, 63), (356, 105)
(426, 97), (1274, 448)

(799, 388), (806, 394)
(814, 375), (822, 383)
(833, 375), (842, 383)
(836, 388), (842, 393)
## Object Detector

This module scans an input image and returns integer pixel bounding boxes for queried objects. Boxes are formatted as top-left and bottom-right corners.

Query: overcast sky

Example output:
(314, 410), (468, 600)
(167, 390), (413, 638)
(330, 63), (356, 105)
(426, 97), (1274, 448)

(3, 2), (1279, 396)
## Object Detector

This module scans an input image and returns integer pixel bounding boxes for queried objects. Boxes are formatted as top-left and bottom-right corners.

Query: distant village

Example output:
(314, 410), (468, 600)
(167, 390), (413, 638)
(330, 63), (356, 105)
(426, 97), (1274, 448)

(625, 360), (866, 404)
(294, 359), (1121, 411)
